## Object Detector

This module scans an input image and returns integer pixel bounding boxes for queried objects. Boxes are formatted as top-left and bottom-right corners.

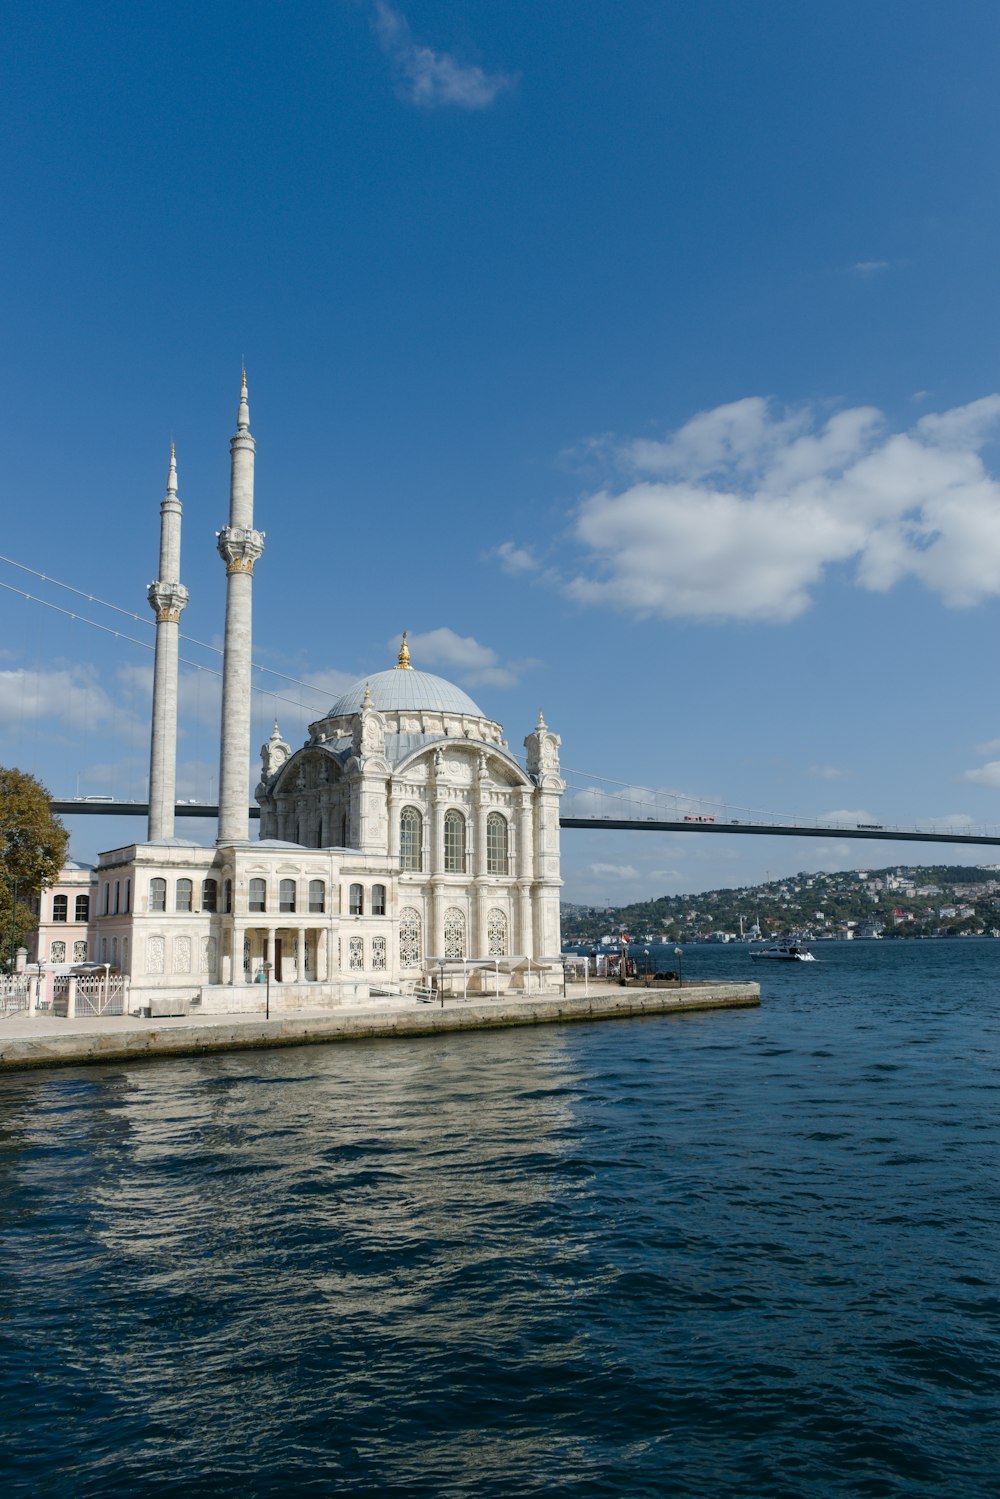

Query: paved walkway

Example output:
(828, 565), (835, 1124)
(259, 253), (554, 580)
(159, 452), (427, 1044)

(0, 982), (760, 1072)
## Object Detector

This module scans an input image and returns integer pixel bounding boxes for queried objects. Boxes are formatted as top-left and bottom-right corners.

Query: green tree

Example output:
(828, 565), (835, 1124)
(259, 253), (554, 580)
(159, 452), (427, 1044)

(0, 767), (68, 967)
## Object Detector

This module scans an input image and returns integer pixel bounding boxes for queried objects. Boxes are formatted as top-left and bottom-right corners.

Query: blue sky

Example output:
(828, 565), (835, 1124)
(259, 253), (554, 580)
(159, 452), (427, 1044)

(5, 0), (1000, 903)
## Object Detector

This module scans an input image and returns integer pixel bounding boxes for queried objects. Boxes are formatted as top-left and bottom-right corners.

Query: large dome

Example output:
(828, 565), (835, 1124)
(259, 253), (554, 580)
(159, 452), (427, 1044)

(327, 668), (485, 720)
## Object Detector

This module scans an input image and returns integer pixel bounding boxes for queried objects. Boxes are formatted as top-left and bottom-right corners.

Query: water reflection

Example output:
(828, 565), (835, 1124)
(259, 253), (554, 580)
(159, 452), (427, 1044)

(2, 950), (1000, 1495)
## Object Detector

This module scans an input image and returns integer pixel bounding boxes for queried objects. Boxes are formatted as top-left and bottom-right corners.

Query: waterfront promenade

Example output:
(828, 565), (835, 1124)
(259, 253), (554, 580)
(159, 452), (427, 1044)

(0, 981), (759, 1071)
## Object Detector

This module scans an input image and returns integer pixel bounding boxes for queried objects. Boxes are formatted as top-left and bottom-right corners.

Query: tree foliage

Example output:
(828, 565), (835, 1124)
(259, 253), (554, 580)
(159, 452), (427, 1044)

(0, 767), (68, 961)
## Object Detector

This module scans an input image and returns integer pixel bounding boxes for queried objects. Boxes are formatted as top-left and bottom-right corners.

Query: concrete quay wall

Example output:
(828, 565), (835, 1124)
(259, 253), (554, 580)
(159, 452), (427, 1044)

(0, 983), (759, 1072)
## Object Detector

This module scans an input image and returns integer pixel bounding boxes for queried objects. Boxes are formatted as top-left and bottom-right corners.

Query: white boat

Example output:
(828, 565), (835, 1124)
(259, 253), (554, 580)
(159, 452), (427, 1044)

(750, 941), (816, 962)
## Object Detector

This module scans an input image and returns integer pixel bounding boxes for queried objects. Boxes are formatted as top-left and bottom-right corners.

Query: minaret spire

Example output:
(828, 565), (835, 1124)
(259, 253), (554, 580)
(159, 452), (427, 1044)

(216, 368), (264, 844)
(147, 443), (189, 841)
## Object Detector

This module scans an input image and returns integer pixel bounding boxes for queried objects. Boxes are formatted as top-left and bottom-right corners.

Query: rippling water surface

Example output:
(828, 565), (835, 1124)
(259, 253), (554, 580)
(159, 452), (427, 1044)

(3, 940), (1000, 1496)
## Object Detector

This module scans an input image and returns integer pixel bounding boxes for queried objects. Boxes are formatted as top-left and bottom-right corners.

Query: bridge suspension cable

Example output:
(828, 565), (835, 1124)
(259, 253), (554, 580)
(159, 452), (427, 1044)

(0, 552), (335, 702)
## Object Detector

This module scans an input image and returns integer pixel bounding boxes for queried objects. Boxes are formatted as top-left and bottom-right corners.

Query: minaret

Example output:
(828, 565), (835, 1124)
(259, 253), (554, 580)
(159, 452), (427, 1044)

(146, 443), (189, 841)
(216, 369), (264, 844)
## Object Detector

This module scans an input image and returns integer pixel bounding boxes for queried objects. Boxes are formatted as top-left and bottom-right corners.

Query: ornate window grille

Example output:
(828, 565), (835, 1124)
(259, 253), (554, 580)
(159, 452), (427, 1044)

(349, 883), (363, 916)
(372, 883), (386, 916)
(249, 879), (266, 914)
(349, 935), (364, 970)
(308, 880), (325, 913)
(149, 879), (166, 914)
(486, 814), (509, 875)
(202, 879), (218, 913)
(176, 879), (193, 913)
(50, 939), (66, 963)
(72, 940), (88, 962)
(175, 936), (192, 974)
(400, 807), (422, 870)
(372, 935), (387, 971)
(52, 895), (68, 922)
(279, 879), (296, 913)
(444, 907), (466, 959)
(399, 907), (421, 967)
(148, 936), (165, 975)
(487, 908), (509, 957)
(444, 811), (466, 873)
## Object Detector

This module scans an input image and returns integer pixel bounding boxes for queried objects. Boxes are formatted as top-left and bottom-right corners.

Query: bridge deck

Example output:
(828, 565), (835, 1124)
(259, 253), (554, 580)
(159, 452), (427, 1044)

(48, 801), (1000, 847)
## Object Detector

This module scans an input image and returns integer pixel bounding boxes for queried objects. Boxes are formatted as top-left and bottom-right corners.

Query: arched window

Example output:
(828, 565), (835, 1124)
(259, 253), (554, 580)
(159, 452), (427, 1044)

(176, 879), (192, 913)
(223, 879), (233, 914)
(349, 883), (363, 916)
(371, 884), (386, 917)
(308, 880), (325, 913)
(249, 878), (266, 914)
(52, 894), (68, 923)
(202, 878), (218, 913)
(444, 907), (466, 959)
(50, 939), (66, 963)
(113, 880), (120, 914)
(400, 807), (422, 870)
(486, 813), (509, 875)
(399, 907), (421, 967)
(444, 811), (466, 873)
(72, 939), (88, 962)
(111, 937), (118, 966)
(75, 894), (89, 923)
(149, 878), (166, 913)
(487, 908), (509, 957)
(124, 880), (131, 913)
(279, 879), (296, 913)
(348, 935), (364, 970)
(102, 884), (110, 916)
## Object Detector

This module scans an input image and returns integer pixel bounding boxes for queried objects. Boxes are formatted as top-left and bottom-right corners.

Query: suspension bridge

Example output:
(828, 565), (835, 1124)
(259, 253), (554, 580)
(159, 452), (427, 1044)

(5, 551), (1000, 851)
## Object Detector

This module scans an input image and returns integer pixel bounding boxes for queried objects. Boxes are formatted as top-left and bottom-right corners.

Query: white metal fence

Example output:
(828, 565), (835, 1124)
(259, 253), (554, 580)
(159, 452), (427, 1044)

(0, 975), (30, 1015)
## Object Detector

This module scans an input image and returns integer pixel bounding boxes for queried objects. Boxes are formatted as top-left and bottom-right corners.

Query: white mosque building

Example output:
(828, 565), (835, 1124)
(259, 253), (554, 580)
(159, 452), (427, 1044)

(71, 375), (565, 1012)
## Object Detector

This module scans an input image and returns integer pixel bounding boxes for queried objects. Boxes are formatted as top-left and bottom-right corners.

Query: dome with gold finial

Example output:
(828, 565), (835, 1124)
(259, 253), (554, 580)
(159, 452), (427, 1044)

(325, 637), (485, 719)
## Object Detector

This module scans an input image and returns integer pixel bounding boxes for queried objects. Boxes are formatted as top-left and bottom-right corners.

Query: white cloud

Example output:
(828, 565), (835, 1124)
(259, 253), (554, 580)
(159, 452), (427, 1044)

(852, 260), (890, 276)
(586, 863), (640, 881)
(0, 664), (130, 733)
(372, 2), (515, 110)
(813, 842), (854, 860)
(925, 813), (975, 830)
(806, 764), (852, 781)
(495, 541), (539, 575)
(963, 761), (1000, 788)
(974, 738), (1000, 756)
(817, 809), (879, 825)
(551, 394), (1000, 623)
(397, 628), (537, 688)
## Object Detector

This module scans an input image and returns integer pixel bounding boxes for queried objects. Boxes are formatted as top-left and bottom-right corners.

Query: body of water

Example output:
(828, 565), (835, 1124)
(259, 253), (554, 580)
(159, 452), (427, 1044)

(2, 940), (999, 1496)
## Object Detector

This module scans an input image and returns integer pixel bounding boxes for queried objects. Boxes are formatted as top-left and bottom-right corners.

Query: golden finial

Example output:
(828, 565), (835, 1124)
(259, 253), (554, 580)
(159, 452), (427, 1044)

(538, 709), (546, 727)
(396, 631), (412, 670)
(363, 682), (372, 705)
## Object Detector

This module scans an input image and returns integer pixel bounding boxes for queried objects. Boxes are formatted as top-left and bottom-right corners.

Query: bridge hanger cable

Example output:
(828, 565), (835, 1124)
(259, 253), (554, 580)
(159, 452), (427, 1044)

(0, 552), (334, 699)
(0, 579), (329, 720)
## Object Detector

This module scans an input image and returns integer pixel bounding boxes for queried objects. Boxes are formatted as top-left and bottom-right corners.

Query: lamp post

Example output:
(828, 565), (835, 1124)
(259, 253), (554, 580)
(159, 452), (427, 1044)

(262, 960), (272, 1019)
(674, 945), (683, 987)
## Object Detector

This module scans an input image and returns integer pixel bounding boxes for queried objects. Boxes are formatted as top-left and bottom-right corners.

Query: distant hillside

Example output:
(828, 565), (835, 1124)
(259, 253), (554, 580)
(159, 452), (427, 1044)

(561, 864), (1000, 942)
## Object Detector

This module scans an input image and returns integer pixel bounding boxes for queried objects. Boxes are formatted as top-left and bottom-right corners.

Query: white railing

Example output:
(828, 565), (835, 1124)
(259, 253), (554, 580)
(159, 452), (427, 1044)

(0, 975), (30, 1015)
(51, 973), (126, 1018)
